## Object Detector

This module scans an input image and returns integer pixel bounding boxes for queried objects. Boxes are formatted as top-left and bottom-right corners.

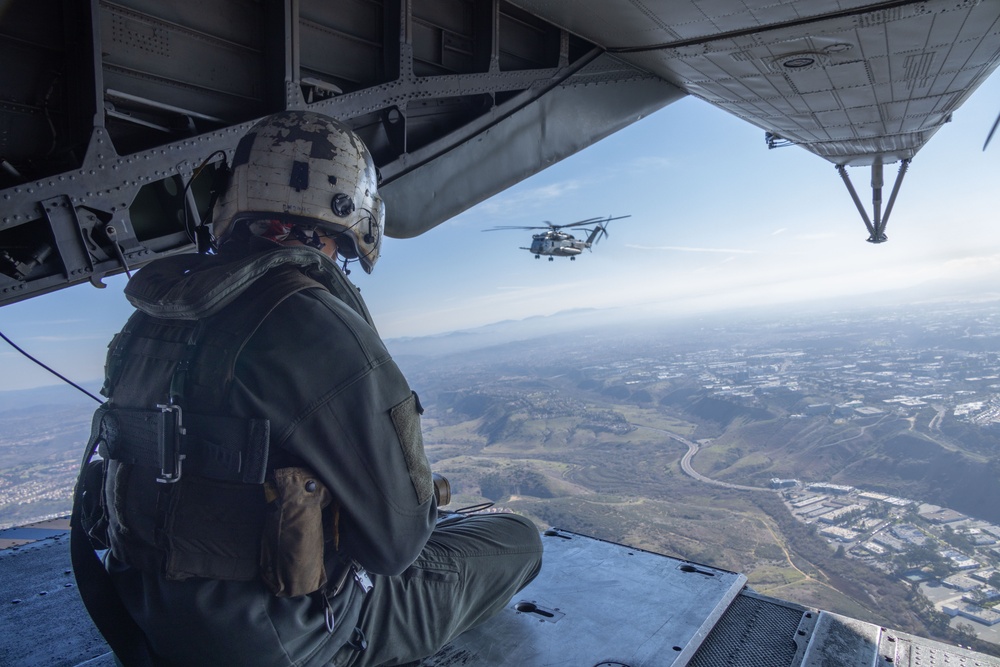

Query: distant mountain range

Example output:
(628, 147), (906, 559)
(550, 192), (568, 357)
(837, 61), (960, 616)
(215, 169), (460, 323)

(0, 382), (102, 414)
(385, 307), (616, 358)
(384, 280), (1000, 358)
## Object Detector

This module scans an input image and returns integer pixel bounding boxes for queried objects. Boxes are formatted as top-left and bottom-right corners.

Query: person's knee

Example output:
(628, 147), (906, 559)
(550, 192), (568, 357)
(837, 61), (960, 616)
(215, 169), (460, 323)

(492, 514), (543, 582)
(505, 513), (543, 552)
(477, 512), (542, 554)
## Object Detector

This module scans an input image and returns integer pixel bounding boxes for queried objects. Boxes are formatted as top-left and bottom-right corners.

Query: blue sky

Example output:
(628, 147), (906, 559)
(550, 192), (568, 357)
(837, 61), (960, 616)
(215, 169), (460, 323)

(1, 73), (998, 392)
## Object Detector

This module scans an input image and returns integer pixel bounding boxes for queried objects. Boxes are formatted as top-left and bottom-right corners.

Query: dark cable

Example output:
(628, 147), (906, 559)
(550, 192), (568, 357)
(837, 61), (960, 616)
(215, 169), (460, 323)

(455, 501), (495, 514)
(0, 329), (102, 404)
(182, 150), (228, 247)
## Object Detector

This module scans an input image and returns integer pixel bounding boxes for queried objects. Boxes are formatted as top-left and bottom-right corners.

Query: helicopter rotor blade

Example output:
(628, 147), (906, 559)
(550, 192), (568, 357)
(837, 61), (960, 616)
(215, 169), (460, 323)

(484, 214), (630, 233)
(555, 217), (606, 230)
(561, 214), (631, 230)
(985, 109), (1000, 151)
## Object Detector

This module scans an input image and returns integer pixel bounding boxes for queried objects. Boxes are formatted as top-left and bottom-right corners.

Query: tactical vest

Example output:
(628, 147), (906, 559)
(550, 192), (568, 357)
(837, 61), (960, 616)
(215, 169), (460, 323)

(90, 265), (335, 593)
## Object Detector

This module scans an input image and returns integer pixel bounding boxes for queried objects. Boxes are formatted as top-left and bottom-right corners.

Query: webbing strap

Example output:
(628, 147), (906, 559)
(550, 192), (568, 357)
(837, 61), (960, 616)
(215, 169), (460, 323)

(105, 407), (270, 484)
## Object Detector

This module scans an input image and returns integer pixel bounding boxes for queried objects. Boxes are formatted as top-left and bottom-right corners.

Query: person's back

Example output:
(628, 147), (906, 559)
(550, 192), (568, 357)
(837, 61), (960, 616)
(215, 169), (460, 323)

(75, 111), (542, 666)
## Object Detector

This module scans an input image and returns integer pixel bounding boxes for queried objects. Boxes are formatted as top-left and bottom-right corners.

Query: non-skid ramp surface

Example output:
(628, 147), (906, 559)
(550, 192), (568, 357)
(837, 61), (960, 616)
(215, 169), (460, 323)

(0, 529), (113, 667)
(422, 528), (747, 666)
(2, 524), (745, 667)
(0, 517), (71, 549)
(7, 526), (999, 666)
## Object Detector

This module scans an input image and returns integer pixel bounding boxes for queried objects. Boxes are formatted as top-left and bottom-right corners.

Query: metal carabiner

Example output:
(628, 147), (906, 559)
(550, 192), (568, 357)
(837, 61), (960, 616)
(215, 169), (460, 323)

(323, 595), (336, 634)
(155, 403), (186, 483)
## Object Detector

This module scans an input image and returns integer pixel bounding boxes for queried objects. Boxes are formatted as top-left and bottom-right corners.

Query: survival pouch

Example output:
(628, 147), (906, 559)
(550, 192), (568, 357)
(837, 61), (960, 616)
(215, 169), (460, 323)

(260, 466), (334, 597)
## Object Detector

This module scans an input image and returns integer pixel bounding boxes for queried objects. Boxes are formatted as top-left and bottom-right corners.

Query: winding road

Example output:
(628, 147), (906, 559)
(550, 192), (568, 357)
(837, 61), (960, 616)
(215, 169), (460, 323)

(634, 424), (770, 492)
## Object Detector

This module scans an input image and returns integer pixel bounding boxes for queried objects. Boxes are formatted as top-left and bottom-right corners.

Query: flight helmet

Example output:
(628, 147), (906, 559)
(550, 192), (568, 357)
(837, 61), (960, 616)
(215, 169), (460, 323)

(212, 110), (385, 273)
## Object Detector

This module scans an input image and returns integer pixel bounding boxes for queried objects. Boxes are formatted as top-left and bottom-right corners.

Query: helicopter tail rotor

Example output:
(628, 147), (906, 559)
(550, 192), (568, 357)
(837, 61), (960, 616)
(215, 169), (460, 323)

(593, 215), (627, 240)
(594, 225), (609, 245)
(585, 224), (609, 248)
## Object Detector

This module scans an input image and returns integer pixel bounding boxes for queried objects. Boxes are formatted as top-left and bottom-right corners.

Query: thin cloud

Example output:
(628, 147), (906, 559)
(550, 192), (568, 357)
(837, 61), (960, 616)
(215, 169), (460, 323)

(794, 232), (839, 241)
(29, 334), (108, 343)
(627, 156), (673, 172)
(939, 253), (1000, 273)
(469, 181), (583, 218)
(1, 318), (88, 327)
(625, 244), (757, 254)
(771, 228), (787, 236)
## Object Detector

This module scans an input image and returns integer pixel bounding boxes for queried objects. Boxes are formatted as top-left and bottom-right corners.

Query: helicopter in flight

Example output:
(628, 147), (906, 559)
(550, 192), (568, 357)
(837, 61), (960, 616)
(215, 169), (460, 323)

(485, 215), (631, 260)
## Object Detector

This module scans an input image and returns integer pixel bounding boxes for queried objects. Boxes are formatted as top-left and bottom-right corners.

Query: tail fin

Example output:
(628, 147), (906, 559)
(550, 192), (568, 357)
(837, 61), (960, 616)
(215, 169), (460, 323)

(585, 225), (607, 246)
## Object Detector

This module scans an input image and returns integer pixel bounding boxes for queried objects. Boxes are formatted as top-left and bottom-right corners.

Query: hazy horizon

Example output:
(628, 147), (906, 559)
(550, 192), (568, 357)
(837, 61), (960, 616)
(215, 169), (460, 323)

(8, 275), (1000, 395)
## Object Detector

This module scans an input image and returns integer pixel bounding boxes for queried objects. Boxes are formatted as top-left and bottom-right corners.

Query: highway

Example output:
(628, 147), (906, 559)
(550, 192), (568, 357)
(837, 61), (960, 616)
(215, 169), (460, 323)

(634, 424), (771, 493)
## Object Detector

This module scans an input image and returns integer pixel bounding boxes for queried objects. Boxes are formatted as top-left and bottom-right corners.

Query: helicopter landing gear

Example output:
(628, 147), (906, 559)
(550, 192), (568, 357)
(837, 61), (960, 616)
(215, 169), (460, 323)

(570, 256), (576, 261)
(535, 255), (540, 259)
(548, 256), (554, 261)
(836, 161), (909, 244)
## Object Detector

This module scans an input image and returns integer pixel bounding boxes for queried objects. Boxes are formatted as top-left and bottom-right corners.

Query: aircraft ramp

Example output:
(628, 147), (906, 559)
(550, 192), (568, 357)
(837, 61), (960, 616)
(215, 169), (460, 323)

(1, 522), (998, 666)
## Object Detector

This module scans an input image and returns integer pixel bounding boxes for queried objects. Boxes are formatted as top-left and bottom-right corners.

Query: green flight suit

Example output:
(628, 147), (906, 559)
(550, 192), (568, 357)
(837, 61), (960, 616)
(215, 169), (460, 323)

(101, 239), (542, 666)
